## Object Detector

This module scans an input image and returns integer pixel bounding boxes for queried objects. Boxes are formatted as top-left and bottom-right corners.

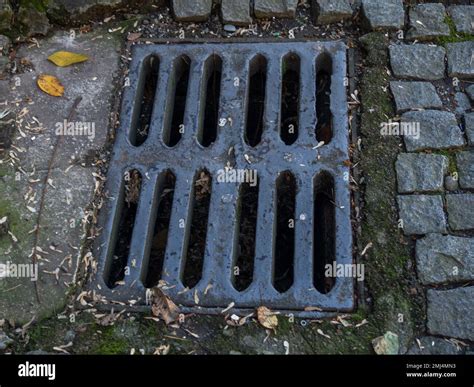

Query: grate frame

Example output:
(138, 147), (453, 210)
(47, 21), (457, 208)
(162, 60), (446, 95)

(91, 40), (354, 317)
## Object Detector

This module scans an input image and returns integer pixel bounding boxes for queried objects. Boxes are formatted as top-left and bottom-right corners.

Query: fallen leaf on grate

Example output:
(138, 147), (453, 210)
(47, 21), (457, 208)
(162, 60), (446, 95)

(257, 306), (278, 330)
(150, 287), (180, 325)
(48, 51), (89, 67)
(195, 171), (211, 200)
(37, 74), (64, 97)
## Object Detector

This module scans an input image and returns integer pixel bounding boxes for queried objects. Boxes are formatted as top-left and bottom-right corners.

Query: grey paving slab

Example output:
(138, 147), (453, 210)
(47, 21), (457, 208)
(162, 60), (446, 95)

(416, 234), (474, 285)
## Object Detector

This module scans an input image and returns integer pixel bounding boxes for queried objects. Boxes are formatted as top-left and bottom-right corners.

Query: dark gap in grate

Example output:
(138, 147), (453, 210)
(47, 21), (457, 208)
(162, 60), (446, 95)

(245, 54), (267, 147)
(233, 180), (259, 291)
(273, 171), (296, 293)
(131, 55), (159, 146)
(106, 170), (142, 288)
(315, 52), (333, 144)
(182, 170), (212, 288)
(200, 54), (222, 147)
(313, 171), (336, 294)
(280, 53), (300, 145)
(164, 55), (190, 147)
(144, 170), (176, 288)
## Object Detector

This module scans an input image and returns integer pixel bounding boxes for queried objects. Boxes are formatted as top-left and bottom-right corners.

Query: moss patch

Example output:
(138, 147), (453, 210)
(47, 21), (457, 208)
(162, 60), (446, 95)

(431, 149), (458, 175)
(436, 16), (474, 46)
(19, 0), (50, 13)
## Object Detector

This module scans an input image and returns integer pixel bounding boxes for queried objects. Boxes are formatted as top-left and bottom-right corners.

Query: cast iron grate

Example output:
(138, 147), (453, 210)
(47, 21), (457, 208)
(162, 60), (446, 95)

(92, 41), (353, 316)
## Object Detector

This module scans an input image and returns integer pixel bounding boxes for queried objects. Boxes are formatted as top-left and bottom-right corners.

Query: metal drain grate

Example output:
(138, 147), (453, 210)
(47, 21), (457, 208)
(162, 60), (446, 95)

(92, 41), (353, 316)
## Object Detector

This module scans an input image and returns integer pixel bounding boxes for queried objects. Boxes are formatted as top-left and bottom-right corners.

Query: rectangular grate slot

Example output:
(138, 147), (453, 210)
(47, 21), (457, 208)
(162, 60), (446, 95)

(182, 170), (212, 289)
(144, 170), (176, 288)
(199, 55), (222, 147)
(316, 52), (333, 144)
(245, 55), (267, 148)
(313, 171), (336, 293)
(233, 180), (259, 292)
(93, 41), (354, 317)
(164, 55), (190, 147)
(280, 53), (300, 145)
(105, 170), (142, 288)
(131, 56), (159, 146)
(274, 171), (296, 293)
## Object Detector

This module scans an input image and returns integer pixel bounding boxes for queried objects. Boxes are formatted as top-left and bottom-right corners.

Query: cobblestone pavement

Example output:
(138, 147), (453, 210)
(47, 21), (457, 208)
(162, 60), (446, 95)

(0, 0), (473, 354)
(386, 4), (473, 351)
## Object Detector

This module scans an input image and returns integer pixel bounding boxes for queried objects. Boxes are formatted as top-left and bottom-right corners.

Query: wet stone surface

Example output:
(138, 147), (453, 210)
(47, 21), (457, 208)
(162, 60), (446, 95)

(456, 151), (474, 190)
(395, 153), (447, 193)
(416, 234), (474, 285)
(465, 112), (474, 146)
(312, 0), (353, 25)
(389, 44), (446, 81)
(446, 194), (474, 231)
(427, 287), (474, 341)
(397, 195), (447, 235)
(448, 5), (474, 34)
(406, 3), (449, 41)
(401, 110), (464, 152)
(390, 81), (442, 112)
(445, 175), (459, 192)
(172, 0), (213, 22)
(254, 0), (298, 19)
(221, 0), (252, 25)
(0, 29), (122, 324)
(454, 92), (471, 115)
(361, 0), (404, 30)
(466, 85), (474, 102)
(446, 42), (474, 80)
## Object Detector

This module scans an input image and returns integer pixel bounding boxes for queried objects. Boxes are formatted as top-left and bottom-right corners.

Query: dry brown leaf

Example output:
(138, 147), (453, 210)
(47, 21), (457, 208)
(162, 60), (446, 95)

(48, 51), (89, 67)
(150, 287), (180, 325)
(37, 74), (64, 97)
(127, 32), (142, 41)
(257, 306), (278, 330)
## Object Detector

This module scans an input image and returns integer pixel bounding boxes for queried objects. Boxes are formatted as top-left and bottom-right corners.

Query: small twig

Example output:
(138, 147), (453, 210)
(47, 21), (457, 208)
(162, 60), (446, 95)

(31, 97), (82, 303)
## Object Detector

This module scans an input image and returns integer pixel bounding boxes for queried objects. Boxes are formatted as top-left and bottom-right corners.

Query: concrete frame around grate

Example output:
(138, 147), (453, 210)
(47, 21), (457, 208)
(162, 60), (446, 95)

(90, 40), (354, 317)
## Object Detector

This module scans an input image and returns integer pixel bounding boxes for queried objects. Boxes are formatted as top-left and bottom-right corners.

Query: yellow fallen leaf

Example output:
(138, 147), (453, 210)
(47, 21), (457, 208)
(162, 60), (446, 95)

(257, 306), (278, 330)
(37, 74), (64, 97)
(48, 51), (89, 67)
